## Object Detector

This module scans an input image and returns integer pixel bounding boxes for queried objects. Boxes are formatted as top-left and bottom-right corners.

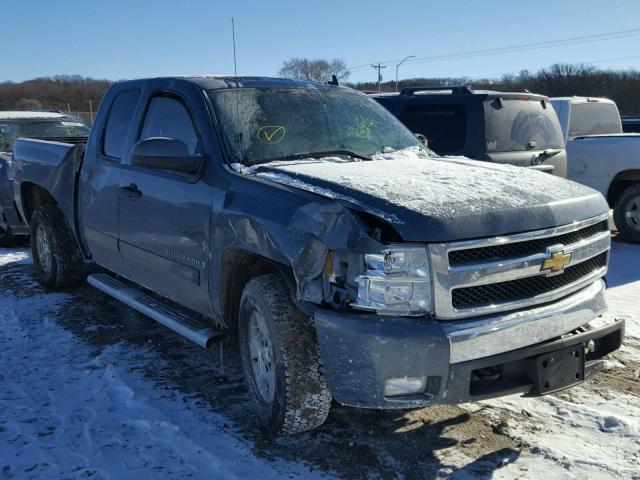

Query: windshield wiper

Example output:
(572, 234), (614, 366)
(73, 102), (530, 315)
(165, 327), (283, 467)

(272, 149), (371, 162)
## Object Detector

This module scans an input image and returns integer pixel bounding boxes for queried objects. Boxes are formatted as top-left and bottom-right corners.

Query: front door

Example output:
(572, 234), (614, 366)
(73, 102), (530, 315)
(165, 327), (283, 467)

(117, 93), (212, 314)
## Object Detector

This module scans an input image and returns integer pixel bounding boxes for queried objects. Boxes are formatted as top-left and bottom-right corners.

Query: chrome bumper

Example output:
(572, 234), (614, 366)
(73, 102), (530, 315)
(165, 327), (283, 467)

(443, 279), (607, 363)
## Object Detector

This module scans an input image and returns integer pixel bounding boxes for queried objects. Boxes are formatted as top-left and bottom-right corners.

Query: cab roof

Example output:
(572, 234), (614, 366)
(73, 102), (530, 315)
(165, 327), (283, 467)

(551, 96), (616, 105)
(116, 76), (346, 92)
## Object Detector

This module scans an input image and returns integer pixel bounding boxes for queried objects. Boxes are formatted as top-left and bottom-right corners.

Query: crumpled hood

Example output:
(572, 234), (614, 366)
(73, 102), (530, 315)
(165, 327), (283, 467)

(255, 150), (608, 242)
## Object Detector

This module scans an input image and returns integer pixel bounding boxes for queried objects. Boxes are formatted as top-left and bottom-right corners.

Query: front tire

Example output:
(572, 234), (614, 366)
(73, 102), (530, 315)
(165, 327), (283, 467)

(30, 205), (84, 289)
(238, 274), (331, 435)
(613, 183), (640, 243)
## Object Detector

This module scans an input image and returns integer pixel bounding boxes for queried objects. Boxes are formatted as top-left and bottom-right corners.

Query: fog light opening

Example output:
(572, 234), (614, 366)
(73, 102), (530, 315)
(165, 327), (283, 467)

(384, 376), (427, 397)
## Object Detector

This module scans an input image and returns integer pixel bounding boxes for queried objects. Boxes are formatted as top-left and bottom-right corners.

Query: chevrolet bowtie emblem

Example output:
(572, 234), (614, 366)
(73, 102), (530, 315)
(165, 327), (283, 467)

(541, 250), (572, 274)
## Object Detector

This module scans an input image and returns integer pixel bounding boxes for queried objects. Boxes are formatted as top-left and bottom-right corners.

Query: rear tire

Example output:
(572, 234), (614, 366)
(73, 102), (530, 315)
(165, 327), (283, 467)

(238, 273), (331, 435)
(613, 183), (640, 243)
(30, 205), (84, 289)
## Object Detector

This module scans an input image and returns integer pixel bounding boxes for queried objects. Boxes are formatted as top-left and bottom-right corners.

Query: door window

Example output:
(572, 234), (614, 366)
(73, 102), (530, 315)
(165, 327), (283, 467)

(139, 96), (198, 154)
(103, 90), (140, 160)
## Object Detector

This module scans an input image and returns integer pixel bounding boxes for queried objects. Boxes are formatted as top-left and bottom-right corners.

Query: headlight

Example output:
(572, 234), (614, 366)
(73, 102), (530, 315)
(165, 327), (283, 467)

(352, 246), (432, 315)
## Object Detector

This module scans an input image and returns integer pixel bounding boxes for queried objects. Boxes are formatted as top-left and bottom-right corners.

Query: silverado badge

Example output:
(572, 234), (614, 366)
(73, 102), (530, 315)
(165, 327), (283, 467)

(541, 249), (572, 275)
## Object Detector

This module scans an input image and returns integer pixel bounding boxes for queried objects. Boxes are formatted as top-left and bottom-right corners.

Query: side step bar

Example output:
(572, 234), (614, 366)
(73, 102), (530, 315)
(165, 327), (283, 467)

(87, 273), (222, 348)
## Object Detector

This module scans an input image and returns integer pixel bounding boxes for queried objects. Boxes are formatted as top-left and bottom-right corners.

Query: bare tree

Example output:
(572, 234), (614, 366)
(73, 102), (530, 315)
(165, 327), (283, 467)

(279, 58), (350, 83)
(15, 98), (43, 110)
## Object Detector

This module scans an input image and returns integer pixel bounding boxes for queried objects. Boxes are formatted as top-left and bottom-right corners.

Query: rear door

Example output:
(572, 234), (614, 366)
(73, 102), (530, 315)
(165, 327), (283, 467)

(117, 87), (213, 314)
(79, 89), (140, 273)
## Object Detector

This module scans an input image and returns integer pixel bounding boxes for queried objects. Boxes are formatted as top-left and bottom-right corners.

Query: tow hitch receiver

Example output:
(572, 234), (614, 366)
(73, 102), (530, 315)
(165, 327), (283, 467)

(531, 344), (585, 395)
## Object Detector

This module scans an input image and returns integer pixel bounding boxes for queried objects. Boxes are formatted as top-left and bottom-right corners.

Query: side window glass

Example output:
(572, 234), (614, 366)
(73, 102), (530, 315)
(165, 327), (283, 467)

(139, 96), (198, 155)
(103, 90), (140, 160)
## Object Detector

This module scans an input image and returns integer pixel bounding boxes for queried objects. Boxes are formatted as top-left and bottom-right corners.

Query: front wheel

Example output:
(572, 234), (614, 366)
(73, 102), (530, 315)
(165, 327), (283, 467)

(30, 205), (84, 289)
(238, 274), (332, 435)
(613, 184), (640, 243)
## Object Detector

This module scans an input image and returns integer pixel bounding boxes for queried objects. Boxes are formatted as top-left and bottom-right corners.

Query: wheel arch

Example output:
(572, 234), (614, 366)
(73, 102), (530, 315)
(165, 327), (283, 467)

(219, 248), (295, 331)
(607, 169), (640, 206)
(20, 182), (58, 224)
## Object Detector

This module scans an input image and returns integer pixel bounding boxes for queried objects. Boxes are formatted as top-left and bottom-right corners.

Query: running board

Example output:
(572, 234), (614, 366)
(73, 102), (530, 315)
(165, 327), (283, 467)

(87, 273), (222, 348)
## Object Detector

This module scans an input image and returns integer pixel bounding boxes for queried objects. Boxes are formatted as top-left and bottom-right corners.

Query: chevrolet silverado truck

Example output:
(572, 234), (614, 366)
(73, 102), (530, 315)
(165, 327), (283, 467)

(552, 97), (640, 242)
(11, 77), (623, 435)
(0, 111), (90, 246)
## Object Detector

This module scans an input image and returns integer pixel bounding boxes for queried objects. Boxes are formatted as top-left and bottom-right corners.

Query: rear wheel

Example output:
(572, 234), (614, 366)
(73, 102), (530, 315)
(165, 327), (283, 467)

(238, 274), (331, 435)
(30, 205), (84, 289)
(613, 184), (640, 243)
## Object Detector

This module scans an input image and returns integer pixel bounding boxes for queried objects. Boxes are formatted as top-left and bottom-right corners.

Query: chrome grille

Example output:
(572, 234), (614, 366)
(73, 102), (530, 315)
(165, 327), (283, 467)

(449, 220), (609, 265)
(452, 252), (608, 309)
(428, 214), (611, 320)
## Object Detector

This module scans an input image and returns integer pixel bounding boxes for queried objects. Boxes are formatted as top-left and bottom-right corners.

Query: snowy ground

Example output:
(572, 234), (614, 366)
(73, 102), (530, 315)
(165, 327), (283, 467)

(0, 241), (638, 479)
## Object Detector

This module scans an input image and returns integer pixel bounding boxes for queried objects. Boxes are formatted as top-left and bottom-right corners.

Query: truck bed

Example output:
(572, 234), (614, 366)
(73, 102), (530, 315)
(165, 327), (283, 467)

(12, 138), (87, 231)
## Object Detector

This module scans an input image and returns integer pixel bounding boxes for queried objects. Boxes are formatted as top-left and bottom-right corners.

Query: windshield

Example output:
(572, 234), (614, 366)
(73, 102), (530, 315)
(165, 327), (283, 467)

(484, 98), (564, 152)
(209, 87), (424, 166)
(568, 103), (622, 137)
(0, 119), (90, 152)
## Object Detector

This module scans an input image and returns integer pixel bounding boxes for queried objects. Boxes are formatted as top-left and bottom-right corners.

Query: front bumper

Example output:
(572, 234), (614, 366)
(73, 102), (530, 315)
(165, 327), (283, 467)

(312, 279), (623, 408)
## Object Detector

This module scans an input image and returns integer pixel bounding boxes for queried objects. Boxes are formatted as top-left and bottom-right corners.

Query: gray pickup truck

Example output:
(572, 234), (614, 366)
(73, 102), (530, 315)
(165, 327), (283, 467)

(12, 76), (623, 435)
(552, 97), (640, 242)
(0, 111), (90, 246)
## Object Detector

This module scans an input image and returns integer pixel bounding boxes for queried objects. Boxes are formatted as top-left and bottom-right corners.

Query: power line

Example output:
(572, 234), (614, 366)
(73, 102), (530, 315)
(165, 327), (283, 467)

(371, 63), (387, 92)
(348, 28), (640, 72)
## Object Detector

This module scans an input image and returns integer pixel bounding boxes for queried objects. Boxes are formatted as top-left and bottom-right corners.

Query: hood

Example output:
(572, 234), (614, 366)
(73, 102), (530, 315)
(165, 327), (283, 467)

(255, 150), (608, 242)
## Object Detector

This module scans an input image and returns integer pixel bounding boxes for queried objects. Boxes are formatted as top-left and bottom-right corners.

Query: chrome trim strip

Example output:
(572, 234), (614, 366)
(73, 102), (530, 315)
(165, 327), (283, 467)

(445, 212), (609, 253)
(429, 214), (611, 320)
(444, 280), (607, 363)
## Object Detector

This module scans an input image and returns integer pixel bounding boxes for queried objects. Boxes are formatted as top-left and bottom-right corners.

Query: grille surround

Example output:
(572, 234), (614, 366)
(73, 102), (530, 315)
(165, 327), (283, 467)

(428, 214), (611, 320)
(452, 252), (608, 309)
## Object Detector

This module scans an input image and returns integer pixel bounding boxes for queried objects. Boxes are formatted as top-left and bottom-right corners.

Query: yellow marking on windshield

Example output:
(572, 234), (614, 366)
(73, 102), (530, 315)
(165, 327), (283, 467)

(257, 125), (286, 144)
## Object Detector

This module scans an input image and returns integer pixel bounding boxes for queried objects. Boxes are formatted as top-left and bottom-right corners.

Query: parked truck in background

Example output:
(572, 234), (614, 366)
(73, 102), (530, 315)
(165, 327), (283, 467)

(0, 111), (90, 246)
(11, 76), (623, 435)
(552, 97), (640, 242)
(373, 87), (567, 177)
(621, 116), (640, 133)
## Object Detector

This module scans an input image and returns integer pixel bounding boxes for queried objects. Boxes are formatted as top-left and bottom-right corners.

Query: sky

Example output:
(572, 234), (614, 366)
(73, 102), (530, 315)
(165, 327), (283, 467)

(4, 0), (640, 84)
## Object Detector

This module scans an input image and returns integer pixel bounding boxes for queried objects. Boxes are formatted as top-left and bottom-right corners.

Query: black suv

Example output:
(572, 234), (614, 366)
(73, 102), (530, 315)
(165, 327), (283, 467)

(373, 86), (567, 177)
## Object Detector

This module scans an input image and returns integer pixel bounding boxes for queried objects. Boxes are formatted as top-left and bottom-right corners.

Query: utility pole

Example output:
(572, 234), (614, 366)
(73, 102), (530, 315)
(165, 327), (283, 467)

(371, 63), (387, 93)
(89, 100), (94, 124)
(395, 55), (415, 92)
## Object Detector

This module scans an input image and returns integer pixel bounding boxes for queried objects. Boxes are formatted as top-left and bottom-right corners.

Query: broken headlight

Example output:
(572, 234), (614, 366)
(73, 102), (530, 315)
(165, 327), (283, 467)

(350, 247), (432, 316)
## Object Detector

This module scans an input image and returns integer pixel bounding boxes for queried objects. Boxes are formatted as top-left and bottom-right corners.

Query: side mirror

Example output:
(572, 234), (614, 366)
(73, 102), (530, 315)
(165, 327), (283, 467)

(131, 137), (199, 174)
(414, 133), (428, 147)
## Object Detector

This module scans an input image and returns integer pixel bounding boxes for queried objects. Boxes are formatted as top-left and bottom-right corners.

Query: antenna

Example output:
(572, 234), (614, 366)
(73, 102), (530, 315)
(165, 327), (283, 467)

(231, 18), (243, 161)
(231, 17), (238, 81)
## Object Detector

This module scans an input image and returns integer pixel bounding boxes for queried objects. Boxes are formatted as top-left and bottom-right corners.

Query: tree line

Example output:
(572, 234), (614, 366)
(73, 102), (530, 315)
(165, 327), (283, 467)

(349, 63), (640, 115)
(1, 63), (639, 115)
(0, 75), (112, 113)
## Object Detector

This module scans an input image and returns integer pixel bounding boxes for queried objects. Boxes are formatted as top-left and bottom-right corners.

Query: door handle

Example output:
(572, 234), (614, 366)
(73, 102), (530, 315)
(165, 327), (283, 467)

(121, 183), (142, 198)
